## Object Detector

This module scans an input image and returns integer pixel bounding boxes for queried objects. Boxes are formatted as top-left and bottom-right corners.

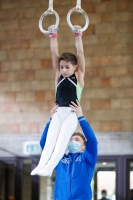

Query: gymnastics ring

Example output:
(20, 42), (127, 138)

(67, 0), (89, 33)
(39, 0), (59, 34)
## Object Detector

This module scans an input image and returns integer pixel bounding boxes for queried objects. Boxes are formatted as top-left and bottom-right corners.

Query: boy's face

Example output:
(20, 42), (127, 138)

(70, 135), (85, 152)
(59, 60), (77, 77)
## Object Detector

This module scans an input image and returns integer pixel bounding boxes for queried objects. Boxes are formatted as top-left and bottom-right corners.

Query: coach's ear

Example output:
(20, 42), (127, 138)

(83, 145), (85, 151)
(81, 145), (85, 152)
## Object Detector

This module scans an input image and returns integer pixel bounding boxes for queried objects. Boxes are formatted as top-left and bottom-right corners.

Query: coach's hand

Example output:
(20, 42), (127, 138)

(69, 100), (83, 117)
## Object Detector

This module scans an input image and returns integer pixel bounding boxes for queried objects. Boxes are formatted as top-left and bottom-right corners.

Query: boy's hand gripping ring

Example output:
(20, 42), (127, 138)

(39, 0), (59, 34)
(67, 0), (89, 33)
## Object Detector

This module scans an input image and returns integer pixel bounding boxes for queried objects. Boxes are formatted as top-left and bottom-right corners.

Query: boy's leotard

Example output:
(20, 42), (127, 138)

(55, 74), (83, 106)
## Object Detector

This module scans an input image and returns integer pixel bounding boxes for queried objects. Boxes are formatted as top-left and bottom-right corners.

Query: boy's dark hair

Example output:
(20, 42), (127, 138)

(72, 132), (86, 146)
(58, 52), (77, 65)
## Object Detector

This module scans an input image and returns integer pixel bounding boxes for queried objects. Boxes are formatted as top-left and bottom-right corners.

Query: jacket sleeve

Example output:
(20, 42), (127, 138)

(78, 116), (98, 167)
(40, 118), (51, 150)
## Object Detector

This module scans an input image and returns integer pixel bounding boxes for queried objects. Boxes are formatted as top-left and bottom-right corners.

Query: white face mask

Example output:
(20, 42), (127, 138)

(102, 193), (106, 198)
(67, 140), (81, 153)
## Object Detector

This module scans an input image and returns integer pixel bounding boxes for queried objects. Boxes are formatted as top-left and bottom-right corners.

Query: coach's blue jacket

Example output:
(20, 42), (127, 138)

(40, 116), (98, 200)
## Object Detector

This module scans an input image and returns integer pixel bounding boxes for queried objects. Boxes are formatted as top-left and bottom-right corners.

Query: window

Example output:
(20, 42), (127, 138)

(93, 161), (116, 200)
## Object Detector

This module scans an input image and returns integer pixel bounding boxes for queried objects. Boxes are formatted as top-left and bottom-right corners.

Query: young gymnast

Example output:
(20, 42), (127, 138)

(31, 25), (85, 177)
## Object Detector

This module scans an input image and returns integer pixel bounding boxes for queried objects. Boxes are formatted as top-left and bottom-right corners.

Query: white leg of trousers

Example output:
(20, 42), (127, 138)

(30, 112), (62, 175)
(37, 112), (78, 176)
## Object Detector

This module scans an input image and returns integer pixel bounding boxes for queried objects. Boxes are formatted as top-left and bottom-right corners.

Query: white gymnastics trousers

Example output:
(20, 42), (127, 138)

(31, 107), (78, 176)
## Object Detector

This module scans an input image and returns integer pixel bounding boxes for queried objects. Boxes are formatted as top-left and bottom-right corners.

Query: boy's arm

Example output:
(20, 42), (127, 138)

(48, 26), (60, 83)
(74, 26), (85, 86)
